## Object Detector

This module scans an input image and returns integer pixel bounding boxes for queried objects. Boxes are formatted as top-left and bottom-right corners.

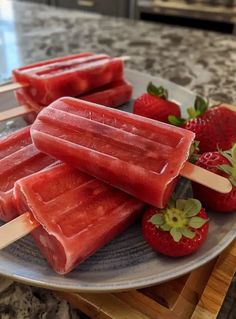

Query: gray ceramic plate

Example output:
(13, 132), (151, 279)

(0, 69), (235, 292)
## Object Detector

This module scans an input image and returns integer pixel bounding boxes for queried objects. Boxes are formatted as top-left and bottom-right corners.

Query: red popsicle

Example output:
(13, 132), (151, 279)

(13, 53), (124, 106)
(0, 127), (55, 221)
(14, 163), (145, 274)
(81, 80), (133, 108)
(15, 80), (133, 113)
(31, 97), (195, 208)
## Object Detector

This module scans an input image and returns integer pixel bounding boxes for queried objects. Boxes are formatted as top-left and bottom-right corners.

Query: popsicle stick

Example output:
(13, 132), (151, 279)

(0, 82), (28, 94)
(0, 212), (39, 250)
(180, 162), (232, 194)
(0, 105), (33, 121)
(120, 56), (131, 62)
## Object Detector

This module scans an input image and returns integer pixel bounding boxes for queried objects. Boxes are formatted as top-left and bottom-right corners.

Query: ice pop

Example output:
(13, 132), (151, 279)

(81, 80), (133, 108)
(0, 126), (55, 222)
(15, 79), (133, 113)
(14, 163), (145, 274)
(12, 53), (124, 106)
(31, 97), (195, 208)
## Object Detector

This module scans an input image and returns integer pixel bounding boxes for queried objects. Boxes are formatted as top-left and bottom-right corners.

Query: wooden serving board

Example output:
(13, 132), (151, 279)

(57, 239), (236, 319)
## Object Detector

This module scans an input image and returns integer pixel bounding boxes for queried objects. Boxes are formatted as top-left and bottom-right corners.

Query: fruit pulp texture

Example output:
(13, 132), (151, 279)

(15, 80), (133, 112)
(14, 163), (144, 274)
(31, 97), (195, 208)
(13, 53), (124, 106)
(184, 106), (236, 153)
(0, 126), (55, 221)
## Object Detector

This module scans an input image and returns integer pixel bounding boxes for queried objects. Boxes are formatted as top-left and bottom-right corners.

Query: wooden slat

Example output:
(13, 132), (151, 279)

(114, 290), (173, 319)
(141, 274), (189, 309)
(56, 241), (236, 319)
(57, 292), (150, 319)
(191, 240), (236, 319)
(142, 259), (215, 311)
(178, 260), (216, 306)
(172, 260), (216, 319)
(116, 260), (215, 319)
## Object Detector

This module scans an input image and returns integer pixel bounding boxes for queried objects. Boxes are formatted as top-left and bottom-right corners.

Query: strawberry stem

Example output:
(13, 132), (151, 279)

(147, 82), (168, 99)
(219, 143), (236, 187)
(168, 95), (208, 125)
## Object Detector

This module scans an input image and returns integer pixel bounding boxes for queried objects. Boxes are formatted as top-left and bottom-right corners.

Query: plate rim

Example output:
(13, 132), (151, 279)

(0, 68), (235, 292)
(0, 230), (235, 293)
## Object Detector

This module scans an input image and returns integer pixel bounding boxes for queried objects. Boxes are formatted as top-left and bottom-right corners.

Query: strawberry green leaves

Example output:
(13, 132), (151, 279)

(149, 214), (164, 226)
(147, 82), (168, 100)
(219, 144), (236, 187)
(233, 144), (236, 163)
(187, 96), (208, 119)
(168, 115), (186, 126)
(168, 95), (208, 126)
(176, 198), (201, 217)
(181, 228), (195, 239)
(191, 96), (209, 117)
(149, 198), (208, 242)
(189, 217), (208, 228)
(170, 228), (182, 242)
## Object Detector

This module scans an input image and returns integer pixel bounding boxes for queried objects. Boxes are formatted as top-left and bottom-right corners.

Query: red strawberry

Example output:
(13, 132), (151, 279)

(142, 198), (209, 257)
(169, 96), (236, 153)
(184, 107), (236, 153)
(133, 82), (181, 123)
(192, 144), (236, 212)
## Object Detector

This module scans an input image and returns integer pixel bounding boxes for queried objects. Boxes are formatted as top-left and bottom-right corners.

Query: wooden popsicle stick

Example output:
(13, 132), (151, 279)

(0, 82), (28, 94)
(0, 105), (33, 121)
(120, 56), (131, 62)
(0, 212), (39, 250)
(180, 162), (232, 194)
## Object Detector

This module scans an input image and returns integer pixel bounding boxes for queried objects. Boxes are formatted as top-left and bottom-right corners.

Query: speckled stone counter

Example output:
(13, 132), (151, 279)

(0, 0), (235, 318)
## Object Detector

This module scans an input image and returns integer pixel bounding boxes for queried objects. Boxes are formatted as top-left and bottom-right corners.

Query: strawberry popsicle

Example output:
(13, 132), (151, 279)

(81, 80), (133, 108)
(15, 80), (133, 113)
(0, 127), (55, 222)
(14, 163), (145, 274)
(13, 53), (124, 106)
(31, 97), (195, 208)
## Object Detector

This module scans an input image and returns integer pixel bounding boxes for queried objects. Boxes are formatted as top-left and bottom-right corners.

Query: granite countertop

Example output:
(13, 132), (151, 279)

(0, 0), (236, 318)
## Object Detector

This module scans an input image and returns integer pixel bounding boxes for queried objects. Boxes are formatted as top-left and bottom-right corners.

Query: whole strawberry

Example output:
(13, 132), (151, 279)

(133, 82), (181, 123)
(192, 144), (236, 212)
(142, 198), (209, 257)
(169, 96), (236, 153)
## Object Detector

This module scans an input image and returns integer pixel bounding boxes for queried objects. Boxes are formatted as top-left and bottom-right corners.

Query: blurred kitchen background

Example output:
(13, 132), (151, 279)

(15, 0), (236, 34)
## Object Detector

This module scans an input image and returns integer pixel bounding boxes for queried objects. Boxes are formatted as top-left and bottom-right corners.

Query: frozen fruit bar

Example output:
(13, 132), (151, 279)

(81, 80), (133, 108)
(15, 80), (133, 113)
(13, 53), (124, 106)
(31, 97), (195, 208)
(0, 127), (55, 221)
(14, 163), (144, 274)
